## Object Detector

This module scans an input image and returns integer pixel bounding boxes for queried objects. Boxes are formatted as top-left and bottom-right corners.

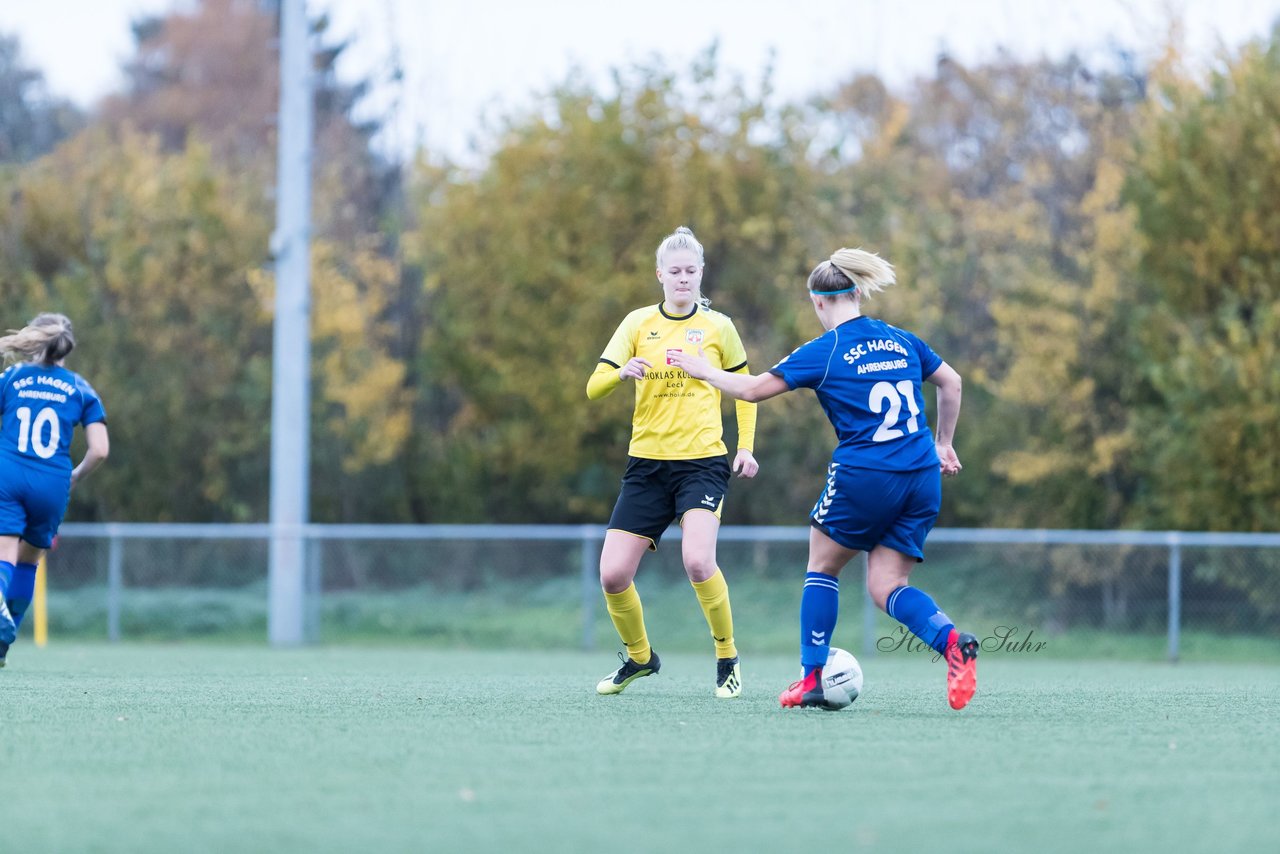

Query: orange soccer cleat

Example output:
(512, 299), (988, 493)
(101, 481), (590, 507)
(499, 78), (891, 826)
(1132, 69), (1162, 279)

(944, 629), (979, 710)
(779, 668), (827, 708)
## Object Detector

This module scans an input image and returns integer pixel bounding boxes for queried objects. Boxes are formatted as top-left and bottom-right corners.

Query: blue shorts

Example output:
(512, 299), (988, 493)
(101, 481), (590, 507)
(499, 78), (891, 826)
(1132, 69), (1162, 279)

(0, 463), (72, 549)
(808, 463), (940, 561)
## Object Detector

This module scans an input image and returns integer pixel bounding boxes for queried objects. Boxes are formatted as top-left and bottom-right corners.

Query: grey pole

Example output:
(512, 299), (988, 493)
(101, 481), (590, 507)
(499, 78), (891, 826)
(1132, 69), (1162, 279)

(1167, 541), (1182, 663)
(106, 534), (123, 643)
(268, 0), (313, 646)
(304, 536), (323, 644)
(580, 527), (598, 651)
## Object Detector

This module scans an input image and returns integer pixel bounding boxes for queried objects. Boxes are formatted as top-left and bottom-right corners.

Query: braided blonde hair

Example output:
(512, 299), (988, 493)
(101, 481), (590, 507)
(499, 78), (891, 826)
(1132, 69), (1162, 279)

(807, 248), (896, 299)
(0, 313), (76, 365)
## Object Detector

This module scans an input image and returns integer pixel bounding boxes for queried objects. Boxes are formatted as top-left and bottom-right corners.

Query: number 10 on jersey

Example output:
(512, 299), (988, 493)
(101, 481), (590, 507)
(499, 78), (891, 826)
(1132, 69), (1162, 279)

(15, 405), (60, 459)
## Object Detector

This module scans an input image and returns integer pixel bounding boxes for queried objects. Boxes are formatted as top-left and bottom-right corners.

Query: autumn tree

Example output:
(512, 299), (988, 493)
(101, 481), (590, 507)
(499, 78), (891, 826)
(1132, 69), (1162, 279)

(818, 54), (1149, 528)
(92, 0), (413, 520)
(0, 129), (273, 521)
(407, 52), (831, 522)
(1126, 25), (1280, 531)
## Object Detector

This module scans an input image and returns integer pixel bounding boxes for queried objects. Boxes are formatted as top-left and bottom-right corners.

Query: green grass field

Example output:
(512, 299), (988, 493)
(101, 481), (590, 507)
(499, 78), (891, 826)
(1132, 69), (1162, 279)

(7, 644), (1280, 853)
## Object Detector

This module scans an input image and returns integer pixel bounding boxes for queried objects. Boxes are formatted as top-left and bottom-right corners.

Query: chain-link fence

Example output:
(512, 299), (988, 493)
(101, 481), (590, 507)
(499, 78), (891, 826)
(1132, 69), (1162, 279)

(35, 524), (1280, 660)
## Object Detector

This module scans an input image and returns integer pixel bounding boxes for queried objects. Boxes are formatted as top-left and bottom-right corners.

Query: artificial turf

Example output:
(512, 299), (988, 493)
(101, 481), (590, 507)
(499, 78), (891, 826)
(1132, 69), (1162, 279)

(6, 644), (1279, 853)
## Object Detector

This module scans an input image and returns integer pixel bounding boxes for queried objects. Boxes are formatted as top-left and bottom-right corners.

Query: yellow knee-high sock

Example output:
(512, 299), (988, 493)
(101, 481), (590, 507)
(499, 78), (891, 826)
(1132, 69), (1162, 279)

(604, 583), (651, 664)
(692, 569), (737, 659)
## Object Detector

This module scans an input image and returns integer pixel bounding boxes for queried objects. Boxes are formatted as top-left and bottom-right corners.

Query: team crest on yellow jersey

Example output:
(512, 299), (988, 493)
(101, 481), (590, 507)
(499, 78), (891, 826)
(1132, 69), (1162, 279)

(686, 329), (704, 345)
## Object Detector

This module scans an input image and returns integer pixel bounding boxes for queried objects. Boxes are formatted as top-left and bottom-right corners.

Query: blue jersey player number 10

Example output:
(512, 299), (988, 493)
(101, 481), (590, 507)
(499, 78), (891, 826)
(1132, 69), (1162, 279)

(0, 313), (110, 667)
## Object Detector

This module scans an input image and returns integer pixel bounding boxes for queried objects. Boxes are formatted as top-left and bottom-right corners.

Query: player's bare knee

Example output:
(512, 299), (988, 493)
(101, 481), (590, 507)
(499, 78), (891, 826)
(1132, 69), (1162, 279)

(599, 562), (637, 594)
(682, 554), (717, 582)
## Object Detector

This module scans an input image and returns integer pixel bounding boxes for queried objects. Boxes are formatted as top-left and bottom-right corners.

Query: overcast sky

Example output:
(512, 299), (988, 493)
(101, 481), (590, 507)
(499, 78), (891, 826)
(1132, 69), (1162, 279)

(4, 0), (1279, 160)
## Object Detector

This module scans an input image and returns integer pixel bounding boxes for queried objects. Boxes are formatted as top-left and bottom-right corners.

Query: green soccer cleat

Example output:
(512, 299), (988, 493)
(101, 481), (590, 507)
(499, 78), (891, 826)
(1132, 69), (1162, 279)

(715, 656), (741, 699)
(596, 650), (661, 695)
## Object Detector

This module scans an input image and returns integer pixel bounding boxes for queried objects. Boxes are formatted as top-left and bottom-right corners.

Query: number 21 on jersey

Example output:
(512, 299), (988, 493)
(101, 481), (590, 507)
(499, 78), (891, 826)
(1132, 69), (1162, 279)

(869, 380), (920, 442)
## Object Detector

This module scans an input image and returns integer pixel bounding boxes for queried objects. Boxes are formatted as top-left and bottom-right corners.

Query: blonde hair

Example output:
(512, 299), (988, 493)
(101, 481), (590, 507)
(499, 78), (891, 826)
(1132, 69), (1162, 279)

(655, 226), (710, 309)
(807, 248), (896, 299)
(0, 313), (76, 365)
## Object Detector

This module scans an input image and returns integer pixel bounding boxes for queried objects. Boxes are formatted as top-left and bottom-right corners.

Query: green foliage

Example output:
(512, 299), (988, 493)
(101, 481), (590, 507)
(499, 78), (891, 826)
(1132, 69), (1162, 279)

(819, 58), (1151, 527)
(4, 11), (1279, 538)
(1127, 26), (1280, 530)
(0, 129), (274, 520)
(407, 53), (825, 522)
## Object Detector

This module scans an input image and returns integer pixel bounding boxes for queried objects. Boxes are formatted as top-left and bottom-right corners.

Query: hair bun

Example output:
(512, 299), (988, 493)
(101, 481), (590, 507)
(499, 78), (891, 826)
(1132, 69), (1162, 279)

(675, 226), (693, 235)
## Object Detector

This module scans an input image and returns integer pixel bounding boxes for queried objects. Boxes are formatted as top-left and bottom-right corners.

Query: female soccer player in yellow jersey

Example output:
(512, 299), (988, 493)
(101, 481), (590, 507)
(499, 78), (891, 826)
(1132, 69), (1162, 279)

(586, 226), (758, 699)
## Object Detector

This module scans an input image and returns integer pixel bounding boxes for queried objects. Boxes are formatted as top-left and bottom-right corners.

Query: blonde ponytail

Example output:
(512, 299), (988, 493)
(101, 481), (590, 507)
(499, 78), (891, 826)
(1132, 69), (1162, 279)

(808, 248), (896, 299)
(0, 313), (76, 365)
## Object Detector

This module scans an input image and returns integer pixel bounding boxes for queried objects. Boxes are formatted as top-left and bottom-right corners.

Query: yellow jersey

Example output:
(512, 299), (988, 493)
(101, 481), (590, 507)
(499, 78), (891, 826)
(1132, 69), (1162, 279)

(588, 303), (757, 460)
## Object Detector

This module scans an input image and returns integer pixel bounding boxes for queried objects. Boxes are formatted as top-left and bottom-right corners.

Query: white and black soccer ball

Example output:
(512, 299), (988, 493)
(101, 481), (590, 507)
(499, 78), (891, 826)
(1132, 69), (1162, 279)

(821, 647), (864, 709)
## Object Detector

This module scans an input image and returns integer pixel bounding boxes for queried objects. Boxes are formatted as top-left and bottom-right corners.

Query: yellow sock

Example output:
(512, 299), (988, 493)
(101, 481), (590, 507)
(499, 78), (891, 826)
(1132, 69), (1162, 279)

(692, 569), (737, 659)
(604, 583), (651, 664)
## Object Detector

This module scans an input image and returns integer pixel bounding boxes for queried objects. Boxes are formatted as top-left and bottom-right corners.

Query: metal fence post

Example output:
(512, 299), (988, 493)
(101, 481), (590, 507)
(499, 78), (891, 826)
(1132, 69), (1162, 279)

(580, 527), (598, 651)
(862, 551), (876, 657)
(304, 534), (322, 644)
(1167, 540), (1182, 663)
(107, 533), (123, 643)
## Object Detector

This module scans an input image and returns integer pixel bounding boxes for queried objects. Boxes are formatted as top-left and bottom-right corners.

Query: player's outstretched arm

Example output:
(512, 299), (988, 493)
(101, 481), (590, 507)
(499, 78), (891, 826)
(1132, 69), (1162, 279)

(669, 349), (789, 403)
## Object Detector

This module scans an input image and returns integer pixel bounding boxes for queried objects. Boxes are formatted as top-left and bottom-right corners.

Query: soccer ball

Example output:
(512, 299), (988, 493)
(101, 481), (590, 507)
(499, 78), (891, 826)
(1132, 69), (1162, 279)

(821, 647), (864, 709)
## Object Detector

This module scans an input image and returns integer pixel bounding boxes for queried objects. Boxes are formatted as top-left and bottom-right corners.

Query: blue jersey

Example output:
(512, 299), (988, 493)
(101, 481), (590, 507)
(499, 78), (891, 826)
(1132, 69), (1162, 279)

(769, 316), (943, 472)
(0, 363), (107, 473)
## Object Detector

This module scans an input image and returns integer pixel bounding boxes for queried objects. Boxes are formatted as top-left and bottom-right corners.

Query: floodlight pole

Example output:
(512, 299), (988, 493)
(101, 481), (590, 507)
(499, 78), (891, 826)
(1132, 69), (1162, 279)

(268, 0), (313, 646)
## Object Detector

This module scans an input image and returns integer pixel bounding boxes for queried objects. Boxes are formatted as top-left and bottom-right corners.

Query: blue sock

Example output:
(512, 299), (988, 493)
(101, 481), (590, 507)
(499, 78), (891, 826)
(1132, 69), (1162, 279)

(885, 585), (954, 655)
(800, 572), (840, 676)
(8, 562), (37, 628)
(0, 561), (14, 642)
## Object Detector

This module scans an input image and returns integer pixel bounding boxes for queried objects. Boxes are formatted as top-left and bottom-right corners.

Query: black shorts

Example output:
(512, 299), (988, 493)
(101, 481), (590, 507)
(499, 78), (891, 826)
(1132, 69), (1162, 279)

(607, 455), (731, 550)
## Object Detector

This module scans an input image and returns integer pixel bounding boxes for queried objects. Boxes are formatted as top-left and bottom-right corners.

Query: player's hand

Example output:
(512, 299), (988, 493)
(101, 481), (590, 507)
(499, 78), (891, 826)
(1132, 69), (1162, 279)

(618, 356), (652, 381)
(937, 443), (962, 477)
(668, 347), (712, 379)
(732, 448), (759, 479)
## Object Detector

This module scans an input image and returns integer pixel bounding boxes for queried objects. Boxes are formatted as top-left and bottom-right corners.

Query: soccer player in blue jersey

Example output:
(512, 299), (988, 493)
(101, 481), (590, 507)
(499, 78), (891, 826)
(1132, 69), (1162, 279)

(670, 248), (978, 710)
(0, 313), (109, 667)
